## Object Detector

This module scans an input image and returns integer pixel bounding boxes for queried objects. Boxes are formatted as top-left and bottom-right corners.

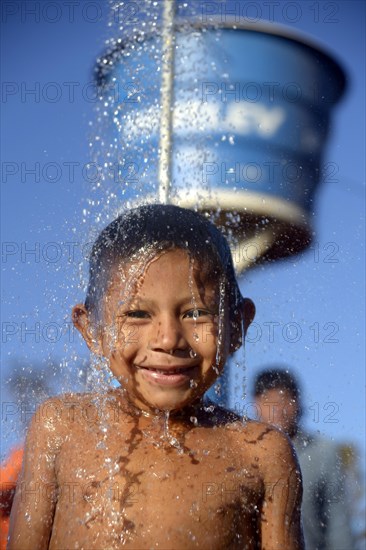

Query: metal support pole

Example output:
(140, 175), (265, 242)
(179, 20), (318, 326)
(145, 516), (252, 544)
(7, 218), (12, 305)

(158, 0), (176, 204)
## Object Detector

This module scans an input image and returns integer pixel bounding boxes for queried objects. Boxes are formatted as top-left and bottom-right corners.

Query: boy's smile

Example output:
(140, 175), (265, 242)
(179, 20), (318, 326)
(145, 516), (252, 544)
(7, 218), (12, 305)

(135, 364), (199, 387)
(75, 249), (231, 414)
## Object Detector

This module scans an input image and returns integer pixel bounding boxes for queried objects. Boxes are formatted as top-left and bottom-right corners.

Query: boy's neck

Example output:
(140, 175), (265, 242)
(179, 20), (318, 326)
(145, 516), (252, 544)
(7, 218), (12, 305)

(115, 392), (211, 429)
(111, 389), (239, 435)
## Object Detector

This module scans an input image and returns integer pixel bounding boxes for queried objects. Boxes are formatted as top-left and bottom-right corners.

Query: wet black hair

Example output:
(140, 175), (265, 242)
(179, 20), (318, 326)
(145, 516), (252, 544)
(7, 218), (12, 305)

(253, 368), (301, 403)
(85, 204), (243, 326)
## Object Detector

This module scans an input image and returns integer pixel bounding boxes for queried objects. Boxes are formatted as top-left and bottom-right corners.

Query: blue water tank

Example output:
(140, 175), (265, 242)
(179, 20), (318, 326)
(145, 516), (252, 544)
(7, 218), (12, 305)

(95, 2), (346, 271)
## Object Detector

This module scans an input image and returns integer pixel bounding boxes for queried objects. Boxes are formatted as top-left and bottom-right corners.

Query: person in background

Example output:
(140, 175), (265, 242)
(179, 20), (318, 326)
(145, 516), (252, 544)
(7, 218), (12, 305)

(253, 368), (355, 550)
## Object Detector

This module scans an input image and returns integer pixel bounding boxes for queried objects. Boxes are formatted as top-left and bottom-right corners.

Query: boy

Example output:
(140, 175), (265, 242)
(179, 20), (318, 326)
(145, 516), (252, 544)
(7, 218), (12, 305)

(8, 204), (304, 549)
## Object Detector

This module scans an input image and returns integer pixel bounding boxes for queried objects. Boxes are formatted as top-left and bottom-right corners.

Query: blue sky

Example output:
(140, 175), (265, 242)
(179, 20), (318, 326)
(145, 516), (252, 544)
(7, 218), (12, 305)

(1, 0), (365, 477)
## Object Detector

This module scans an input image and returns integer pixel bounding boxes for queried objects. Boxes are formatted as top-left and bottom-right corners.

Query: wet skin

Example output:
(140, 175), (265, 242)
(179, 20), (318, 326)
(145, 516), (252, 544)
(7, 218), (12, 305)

(94, 249), (232, 413)
(8, 250), (304, 549)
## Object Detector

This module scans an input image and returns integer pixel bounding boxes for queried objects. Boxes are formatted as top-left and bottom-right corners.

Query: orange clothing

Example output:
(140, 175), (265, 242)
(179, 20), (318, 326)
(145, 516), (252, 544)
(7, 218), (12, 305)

(0, 447), (24, 550)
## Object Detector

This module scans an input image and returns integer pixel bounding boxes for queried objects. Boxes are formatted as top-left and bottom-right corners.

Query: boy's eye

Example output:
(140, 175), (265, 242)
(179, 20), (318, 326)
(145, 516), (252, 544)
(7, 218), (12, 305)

(125, 310), (150, 319)
(184, 309), (212, 320)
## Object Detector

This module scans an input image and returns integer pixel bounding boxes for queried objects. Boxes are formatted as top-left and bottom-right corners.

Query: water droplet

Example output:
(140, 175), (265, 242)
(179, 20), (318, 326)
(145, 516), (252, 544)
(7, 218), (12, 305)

(190, 416), (198, 426)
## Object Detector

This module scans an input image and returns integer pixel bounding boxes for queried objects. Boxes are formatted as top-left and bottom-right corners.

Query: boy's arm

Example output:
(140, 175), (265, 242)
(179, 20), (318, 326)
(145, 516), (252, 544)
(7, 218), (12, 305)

(7, 399), (62, 549)
(258, 427), (304, 550)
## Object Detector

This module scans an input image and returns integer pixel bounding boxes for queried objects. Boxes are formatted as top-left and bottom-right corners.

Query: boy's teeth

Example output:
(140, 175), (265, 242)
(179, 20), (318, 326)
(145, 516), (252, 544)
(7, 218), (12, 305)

(151, 367), (188, 374)
(155, 369), (175, 373)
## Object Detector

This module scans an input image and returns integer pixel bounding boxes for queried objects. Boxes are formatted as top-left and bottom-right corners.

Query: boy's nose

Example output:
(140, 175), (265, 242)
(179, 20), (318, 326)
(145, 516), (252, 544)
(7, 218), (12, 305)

(149, 315), (188, 355)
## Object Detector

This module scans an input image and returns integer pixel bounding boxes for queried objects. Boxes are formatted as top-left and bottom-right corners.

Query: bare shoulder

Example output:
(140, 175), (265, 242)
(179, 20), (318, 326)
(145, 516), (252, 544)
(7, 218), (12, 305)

(31, 392), (92, 426)
(28, 391), (110, 440)
(228, 419), (300, 474)
(241, 418), (295, 448)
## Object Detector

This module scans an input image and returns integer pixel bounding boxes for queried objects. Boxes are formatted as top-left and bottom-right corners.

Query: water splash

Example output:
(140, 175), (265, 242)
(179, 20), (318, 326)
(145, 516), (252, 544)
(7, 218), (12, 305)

(160, 410), (183, 451)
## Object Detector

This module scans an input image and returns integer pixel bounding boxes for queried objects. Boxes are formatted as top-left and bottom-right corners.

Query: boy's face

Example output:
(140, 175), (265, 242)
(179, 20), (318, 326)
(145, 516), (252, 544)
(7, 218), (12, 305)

(75, 249), (234, 414)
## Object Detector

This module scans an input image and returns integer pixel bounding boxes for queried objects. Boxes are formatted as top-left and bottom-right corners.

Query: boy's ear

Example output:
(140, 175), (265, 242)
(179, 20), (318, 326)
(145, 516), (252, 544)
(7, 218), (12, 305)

(230, 298), (256, 353)
(72, 304), (102, 355)
(242, 298), (256, 336)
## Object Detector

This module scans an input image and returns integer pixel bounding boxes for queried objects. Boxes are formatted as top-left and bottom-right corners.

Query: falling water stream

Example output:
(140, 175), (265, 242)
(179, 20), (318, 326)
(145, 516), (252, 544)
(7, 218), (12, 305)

(3, 1), (353, 547)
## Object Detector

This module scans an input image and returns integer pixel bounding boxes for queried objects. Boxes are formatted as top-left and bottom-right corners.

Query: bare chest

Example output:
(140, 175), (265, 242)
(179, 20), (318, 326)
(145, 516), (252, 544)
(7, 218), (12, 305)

(51, 423), (262, 549)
